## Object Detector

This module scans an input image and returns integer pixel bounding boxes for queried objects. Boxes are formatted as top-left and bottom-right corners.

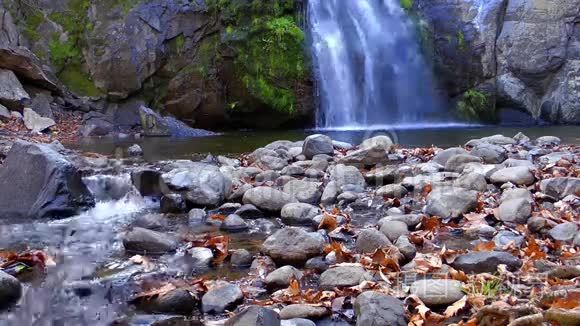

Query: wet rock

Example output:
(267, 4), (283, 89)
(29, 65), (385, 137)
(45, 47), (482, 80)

(162, 163), (231, 207)
(454, 172), (488, 192)
(224, 306), (280, 326)
(364, 166), (398, 185)
(160, 194), (187, 214)
(134, 214), (166, 230)
(234, 204), (264, 219)
(303, 134), (333, 159)
(425, 187), (478, 218)
(330, 164), (366, 191)
(188, 208), (206, 223)
(337, 191), (358, 204)
(354, 291), (406, 326)
(410, 279), (464, 306)
(230, 249), (253, 267)
(501, 159), (534, 168)
(137, 289), (198, 315)
(281, 318), (315, 326)
(356, 228), (392, 253)
(433, 148), (469, 166)
(243, 187), (298, 212)
(123, 227), (179, 254)
(445, 154), (481, 173)
(216, 203), (242, 216)
(497, 198), (531, 224)
(527, 216), (551, 234)
(501, 188), (533, 203)
(394, 236), (416, 261)
(549, 222), (578, 241)
(513, 132), (530, 143)
(453, 252), (522, 273)
(489, 167), (535, 186)
(281, 203), (320, 226)
(332, 140), (354, 150)
(262, 227), (325, 265)
(305, 257), (329, 272)
(283, 180), (322, 204)
(0, 141), (94, 219)
(281, 165), (305, 177)
(188, 247), (214, 266)
(0, 270), (21, 309)
(304, 168), (324, 179)
(221, 214), (249, 232)
(131, 169), (163, 197)
(466, 135), (515, 147)
(376, 184), (408, 198)
(201, 282), (244, 313)
(470, 143), (508, 164)
(401, 173), (456, 190)
(319, 265), (372, 290)
(279, 304), (329, 320)
(418, 162), (444, 174)
(462, 162), (497, 176)
(380, 221), (409, 243)
(265, 266), (303, 289)
(127, 144), (143, 157)
(321, 181), (339, 205)
(493, 231), (525, 248)
(259, 155), (288, 171)
(539, 178), (580, 200)
(23, 107), (55, 133)
(536, 136), (561, 147)
(378, 214), (422, 228)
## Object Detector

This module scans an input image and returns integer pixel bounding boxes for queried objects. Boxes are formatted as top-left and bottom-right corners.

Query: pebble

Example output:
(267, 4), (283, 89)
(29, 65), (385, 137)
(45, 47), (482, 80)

(411, 279), (465, 306)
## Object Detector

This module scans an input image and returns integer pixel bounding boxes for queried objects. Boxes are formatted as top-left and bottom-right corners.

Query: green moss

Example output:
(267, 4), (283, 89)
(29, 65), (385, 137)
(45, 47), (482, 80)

(400, 0), (414, 11)
(457, 30), (466, 51)
(59, 65), (103, 97)
(23, 11), (44, 41)
(457, 89), (495, 122)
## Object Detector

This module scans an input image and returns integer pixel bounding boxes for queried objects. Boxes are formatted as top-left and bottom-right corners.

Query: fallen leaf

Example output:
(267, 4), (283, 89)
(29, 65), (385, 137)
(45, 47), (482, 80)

(473, 241), (495, 252)
(318, 214), (338, 232)
(444, 295), (468, 317)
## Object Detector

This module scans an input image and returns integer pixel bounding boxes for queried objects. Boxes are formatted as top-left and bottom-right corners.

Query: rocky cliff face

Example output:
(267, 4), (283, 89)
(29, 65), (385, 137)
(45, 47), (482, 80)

(414, 0), (580, 124)
(1, 0), (313, 132)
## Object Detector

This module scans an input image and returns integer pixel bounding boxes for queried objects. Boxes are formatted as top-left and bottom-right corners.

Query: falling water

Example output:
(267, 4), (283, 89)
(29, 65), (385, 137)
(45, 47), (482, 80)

(308, 0), (447, 129)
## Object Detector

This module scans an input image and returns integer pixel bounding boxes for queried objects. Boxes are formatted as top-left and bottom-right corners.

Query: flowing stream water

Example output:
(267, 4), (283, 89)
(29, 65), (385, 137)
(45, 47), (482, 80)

(308, 0), (446, 129)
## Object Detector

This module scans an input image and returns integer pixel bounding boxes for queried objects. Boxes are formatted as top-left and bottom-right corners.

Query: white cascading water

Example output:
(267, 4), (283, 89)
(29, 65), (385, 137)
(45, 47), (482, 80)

(308, 0), (447, 129)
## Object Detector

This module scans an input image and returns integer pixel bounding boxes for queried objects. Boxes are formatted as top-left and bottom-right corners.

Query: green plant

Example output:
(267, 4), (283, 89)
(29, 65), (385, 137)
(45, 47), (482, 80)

(457, 30), (466, 51)
(400, 0), (414, 11)
(457, 89), (495, 122)
(466, 278), (505, 298)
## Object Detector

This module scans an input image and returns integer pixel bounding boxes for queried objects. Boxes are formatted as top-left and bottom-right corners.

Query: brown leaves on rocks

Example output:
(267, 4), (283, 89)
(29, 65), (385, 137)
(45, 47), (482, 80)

(0, 249), (55, 276)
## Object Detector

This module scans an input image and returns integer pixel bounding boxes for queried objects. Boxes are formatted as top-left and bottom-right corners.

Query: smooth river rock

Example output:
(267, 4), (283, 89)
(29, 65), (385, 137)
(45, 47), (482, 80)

(319, 265), (372, 290)
(354, 291), (407, 326)
(410, 279), (465, 306)
(262, 228), (325, 265)
(453, 251), (522, 273)
(243, 186), (298, 212)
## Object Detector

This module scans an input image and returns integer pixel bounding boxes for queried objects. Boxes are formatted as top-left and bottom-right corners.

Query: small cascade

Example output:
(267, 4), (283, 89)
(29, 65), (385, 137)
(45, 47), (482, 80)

(308, 0), (447, 129)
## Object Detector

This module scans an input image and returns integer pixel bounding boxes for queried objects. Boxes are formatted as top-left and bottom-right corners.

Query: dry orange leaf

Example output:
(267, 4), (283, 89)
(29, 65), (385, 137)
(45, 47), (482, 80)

(473, 241), (495, 252)
(550, 292), (580, 309)
(318, 214), (338, 232)
(444, 295), (468, 318)
(523, 237), (547, 260)
(421, 216), (441, 232)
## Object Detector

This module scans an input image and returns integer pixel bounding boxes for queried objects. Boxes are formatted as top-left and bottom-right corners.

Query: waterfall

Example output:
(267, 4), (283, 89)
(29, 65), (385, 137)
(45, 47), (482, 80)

(308, 0), (446, 129)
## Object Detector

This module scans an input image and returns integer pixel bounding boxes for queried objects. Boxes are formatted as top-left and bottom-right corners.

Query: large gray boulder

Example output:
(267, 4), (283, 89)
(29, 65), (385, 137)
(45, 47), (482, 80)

(283, 180), (322, 204)
(161, 163), (231, 207)
(470, 143), (508, 164)
(262, 227), (325, 265)
(425, 187), (478, 218)
(243, 186), (298, 212)
(302, 134), (333, 159)
(0, 69), (29, 109)
(539, 178), (580, 199)
(0, 141), (94, 219)
(0, 47), (61, 92)
(330, 164), (366, 191)
(354, 291), (406, 326)
(490, 167), (535, 186)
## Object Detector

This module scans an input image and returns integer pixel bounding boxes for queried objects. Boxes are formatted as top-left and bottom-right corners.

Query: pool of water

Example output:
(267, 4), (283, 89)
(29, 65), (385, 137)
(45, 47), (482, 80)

(71, 125), (580, 161)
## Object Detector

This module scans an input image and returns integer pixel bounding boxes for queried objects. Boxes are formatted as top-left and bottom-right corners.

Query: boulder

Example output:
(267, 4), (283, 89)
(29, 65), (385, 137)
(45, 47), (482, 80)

(302, 134), (333, 159)
(338, 146), (389, 166)
(410, 280), (465, 306)
(161, 163), (231, 207)
(454, 172), (488, 192)
(319, 265), (372, 290)
(493, 231), (525, 248)
(279, 304), (329, 320)
(539, 178), (580, 199)
(230, 249), (253, 267)
(23, 107), (55, 133)
(283, 180), (322, 204)
(225, 306), (281, 326)
(234, 204), (264, 219)
(445, 154), (481, 173)
(425, 187), (478, 218)
(379, 221), (409, 243)
(490, 167), (535, 186)
(0, 141), (94, 219)
(0, 103), (10, 120)
(265, 266), (304, 289)
(453, 252), (522, 273)
(281, 203), (320, 226)
(356, 228), (392, 254)
(470, 143), (508, 164)
(330, 164), (366, 191)
(243, 187), (298, 212)
(258, 155), (288, 171)
(122, 227), (178, 254)
(497, 198), (531, 224)
(549, 222), (578, 241)
(354, 291), (406, 326)
(0, 46), (61, 92)
(536, 136), (561, 147)
(202, 282), (244, 313)
(262, 228), (325, 265)
(135, 288), (198, 315)
(221, 214), (249, 232)
(0, 69), (29, 109)
(375, 184), (408, 198)
(394, 236), (417, 261)
(500, 188), (533, 203)
(433, 148), (469, 166)
(0, 270), (21, 310)
(321, 181), (339, 205)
